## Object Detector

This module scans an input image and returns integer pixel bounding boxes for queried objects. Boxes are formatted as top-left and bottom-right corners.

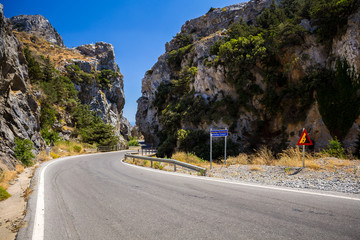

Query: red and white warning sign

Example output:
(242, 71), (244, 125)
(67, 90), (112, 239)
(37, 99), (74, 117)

(297, 129), (313, 146)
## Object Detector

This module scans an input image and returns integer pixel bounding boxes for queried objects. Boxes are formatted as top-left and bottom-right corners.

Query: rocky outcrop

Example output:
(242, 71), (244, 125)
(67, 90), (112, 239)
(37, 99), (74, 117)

(72, 42), (128, 140)
(0, 4), (42, 169)
(137, 0), (273, 147)
(75, 42), (117, 71)
(8, 14), (65, 47)
(136, 0), (360, 152)
(166, 0), (273, 52)
(8, 13), (130, 142)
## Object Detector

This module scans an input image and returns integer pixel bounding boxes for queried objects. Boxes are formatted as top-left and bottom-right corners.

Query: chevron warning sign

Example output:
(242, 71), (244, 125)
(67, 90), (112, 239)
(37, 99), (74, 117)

(297, 129), (313, 146)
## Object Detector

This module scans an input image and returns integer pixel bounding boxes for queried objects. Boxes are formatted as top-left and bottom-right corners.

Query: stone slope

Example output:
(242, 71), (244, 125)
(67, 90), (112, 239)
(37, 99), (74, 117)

(0, 4), (42, 169)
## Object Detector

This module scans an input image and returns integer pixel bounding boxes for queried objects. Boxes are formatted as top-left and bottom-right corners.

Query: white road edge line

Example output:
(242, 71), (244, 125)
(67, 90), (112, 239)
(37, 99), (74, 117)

(31, 151), (132, 240)
(121, 158), (360, 202)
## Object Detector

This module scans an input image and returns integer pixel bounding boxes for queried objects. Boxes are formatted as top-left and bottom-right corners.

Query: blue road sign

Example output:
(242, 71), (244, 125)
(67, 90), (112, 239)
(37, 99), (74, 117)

(210, 129), (228, 137)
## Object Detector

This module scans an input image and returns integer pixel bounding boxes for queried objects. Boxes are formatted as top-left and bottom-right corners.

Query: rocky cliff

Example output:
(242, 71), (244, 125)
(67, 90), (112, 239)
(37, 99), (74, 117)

(0, 6), (130, 169)
(0, 4), (42, 169)
(11, 14), (131, 142)
(72, 42), (129, 141)
(9, 14), (65, 47)
(137, 0), (360, 157)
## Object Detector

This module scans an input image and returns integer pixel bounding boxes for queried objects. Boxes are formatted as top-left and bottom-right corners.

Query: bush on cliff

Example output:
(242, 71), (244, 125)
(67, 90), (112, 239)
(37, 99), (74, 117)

(72, 104), (119, 146)
(14, 138), (35, 167)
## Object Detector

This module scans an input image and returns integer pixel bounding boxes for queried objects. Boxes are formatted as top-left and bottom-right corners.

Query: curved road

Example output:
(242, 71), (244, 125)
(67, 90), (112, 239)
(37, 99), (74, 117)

(18, 151), (360, 240)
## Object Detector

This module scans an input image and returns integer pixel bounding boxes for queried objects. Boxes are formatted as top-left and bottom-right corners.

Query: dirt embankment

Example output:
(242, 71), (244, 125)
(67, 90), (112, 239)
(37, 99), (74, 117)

(0, 166), (35, 240)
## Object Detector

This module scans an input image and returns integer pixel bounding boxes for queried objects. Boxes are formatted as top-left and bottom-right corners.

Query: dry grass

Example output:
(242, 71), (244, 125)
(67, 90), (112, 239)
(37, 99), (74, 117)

(0, 170), (18, 190)
(22, 187), (33, 201)
(253, 146), (275, 165)
(249, 165), (263, 171)
(37, 151), (52, 162)
(171, 152), (203, 165)
(14, 31), (93, 69)
(171, 152), (222, 169)
(219, 146), (357, 171)
(15, 164), (24, 174)
(37, 140), (97, 161)
(226, 154), (248, 167)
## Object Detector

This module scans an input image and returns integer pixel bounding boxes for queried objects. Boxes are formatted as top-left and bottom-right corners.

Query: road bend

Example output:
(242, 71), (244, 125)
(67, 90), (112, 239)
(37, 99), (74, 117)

(18, 151), (360, 240)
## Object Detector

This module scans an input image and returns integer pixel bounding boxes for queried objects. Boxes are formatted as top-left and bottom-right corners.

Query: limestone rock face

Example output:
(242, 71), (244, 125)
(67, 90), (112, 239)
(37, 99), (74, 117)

(332, 9), (360, 72)
(73, 42), (127, 140)
(166, 0), (273, 52)
(75, 42), (118, 72)
(0, 4), (42, 169)
(136, 0), (360, 151)
(8, 14), (65, 47)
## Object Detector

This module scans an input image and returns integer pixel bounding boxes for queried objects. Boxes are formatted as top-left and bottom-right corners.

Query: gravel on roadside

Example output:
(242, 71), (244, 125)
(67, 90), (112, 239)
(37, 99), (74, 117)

(207, 160), (360, 194)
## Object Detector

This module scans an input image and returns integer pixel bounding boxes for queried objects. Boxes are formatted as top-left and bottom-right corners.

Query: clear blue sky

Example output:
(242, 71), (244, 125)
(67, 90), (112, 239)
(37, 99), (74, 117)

(3, 0), (245, 125)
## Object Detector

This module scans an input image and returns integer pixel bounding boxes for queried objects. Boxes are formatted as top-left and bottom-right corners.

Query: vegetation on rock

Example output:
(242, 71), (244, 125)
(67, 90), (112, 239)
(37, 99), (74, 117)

(14, 138), (35, 167)
(152, 0), (360, 159)
(24, 47), (119, 147)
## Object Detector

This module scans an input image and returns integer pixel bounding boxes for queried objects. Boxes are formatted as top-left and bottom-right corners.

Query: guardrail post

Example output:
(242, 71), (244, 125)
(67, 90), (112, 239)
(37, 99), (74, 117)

(151, 160), (153, 168)
(132, 157), (135, 163)
(174, 164), (176, 172)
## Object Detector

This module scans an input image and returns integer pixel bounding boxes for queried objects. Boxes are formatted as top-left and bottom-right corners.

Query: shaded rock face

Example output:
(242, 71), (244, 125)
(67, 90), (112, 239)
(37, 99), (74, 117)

(73, 42), (127, 140)
(8, 14), (65, 47)
(0, 4), (42, 169)
(136, 0), (360, 151)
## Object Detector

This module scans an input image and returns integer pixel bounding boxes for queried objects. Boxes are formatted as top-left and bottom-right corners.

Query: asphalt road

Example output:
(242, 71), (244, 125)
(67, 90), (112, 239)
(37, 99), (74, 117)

(18, 151), (360, 240)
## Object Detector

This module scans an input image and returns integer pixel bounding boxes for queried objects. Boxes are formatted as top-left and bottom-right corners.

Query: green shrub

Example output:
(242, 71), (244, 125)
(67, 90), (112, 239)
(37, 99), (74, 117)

(0, 186), (11, 201)
(153, 162), (164, 170)
(40, 101), (57, 128)
(42, 56), (55, 82)
(322, 137), (346, 159)
(72, 105), (119, 146)
(310, 0), (359, 41)
(316, 59), (360, 139)
(66, 64), (94, 84)
(157, 135), (177, 158)
(41, 127), (61, 146)
(14, 138), (35, 167)
(23, 47), (43, 83)
(173, 33), (193, 48)
(128, 137), (140, 146)
(96, 69), (118, 89)
(73, 145), (82, 153)
(167, 44), (193, 71)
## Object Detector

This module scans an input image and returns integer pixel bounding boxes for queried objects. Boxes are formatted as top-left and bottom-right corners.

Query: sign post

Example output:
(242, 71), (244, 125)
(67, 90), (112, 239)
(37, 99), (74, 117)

(210, 129), (228, 169)
(210, 128), (213, 169)
(296, 128), (313, 168)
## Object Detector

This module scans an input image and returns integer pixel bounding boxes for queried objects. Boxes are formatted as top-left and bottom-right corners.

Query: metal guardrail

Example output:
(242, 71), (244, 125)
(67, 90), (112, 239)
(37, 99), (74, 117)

(140, 147), (157, 156)
(98, 145), (121, 152)
(124, 154), (206, 176)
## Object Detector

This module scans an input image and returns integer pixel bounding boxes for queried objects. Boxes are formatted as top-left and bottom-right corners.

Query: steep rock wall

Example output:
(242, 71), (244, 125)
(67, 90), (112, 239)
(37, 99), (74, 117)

(0, 4), (42, 169)
(73, 42), (129, 140)
(136, 0), (360, 152)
